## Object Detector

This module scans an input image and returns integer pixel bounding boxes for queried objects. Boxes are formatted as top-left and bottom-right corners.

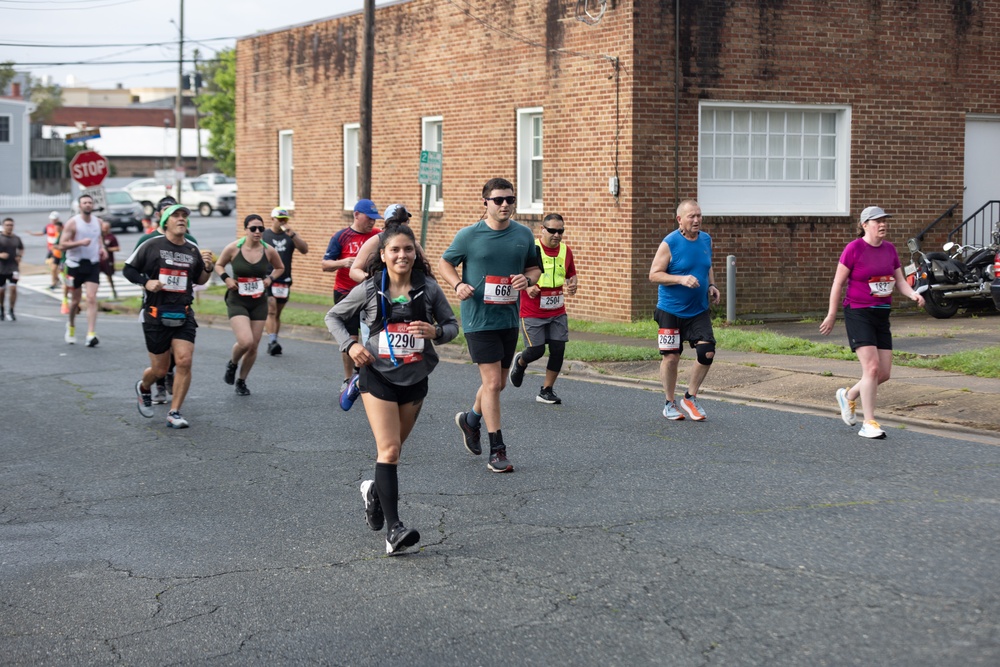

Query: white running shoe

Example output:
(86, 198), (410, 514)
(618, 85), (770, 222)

(858, 420), (886, 439)
(166, 411), (189, 429)
(85, 333), (99, 348)
(65, 323), (76, 344)
(662, 401), (685, 420)
(836, 388), (857, 426)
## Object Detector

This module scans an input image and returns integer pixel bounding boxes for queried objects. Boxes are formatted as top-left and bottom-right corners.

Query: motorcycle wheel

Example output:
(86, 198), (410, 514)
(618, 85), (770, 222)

(923, 290), (960, 319)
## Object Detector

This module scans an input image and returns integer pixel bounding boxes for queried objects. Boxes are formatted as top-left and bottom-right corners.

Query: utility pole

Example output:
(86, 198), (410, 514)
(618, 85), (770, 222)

(193, 48), (202, 175)
(174, 0), (184, 195)
(358, 0), (374, 199)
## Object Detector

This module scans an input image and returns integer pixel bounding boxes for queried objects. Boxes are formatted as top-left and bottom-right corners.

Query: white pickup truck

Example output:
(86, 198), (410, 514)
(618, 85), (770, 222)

(124, 178), (234, 217)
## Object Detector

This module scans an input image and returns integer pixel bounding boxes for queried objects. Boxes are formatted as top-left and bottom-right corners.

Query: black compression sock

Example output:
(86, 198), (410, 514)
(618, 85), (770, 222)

(375, 462), (400, 529)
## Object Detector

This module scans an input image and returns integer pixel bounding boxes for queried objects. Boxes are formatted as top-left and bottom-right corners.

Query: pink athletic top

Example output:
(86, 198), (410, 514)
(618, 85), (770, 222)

(838, 238), (901, 309)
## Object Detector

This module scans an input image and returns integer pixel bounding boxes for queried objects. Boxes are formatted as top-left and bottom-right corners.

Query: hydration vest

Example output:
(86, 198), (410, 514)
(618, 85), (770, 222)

(366, 269), (430, 337)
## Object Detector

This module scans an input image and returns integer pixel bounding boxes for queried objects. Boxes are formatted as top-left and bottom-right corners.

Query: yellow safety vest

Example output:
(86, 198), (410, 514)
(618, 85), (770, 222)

(536, 239), (567, 289)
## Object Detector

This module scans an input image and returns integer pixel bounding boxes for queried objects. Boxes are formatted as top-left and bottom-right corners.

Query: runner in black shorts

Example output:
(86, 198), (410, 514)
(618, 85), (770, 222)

(438, 178), (541, 473)
(215, 214), (285, 396)
(124, 205), (215, 428)
(326, 224), (458, 554)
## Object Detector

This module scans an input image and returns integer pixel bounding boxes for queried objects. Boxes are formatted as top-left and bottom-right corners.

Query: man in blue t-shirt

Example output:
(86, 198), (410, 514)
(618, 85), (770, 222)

(439, 178), (541, 474)
(648, 199), (721, 422)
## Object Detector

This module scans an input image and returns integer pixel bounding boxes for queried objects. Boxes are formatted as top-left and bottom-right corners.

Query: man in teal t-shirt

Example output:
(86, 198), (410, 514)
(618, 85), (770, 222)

(439, 177), (541, 474)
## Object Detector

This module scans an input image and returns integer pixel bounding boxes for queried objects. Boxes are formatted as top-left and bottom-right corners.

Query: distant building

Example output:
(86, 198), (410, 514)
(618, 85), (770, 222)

(0, 96), (36, 196)
(235, 0), (1000, 318)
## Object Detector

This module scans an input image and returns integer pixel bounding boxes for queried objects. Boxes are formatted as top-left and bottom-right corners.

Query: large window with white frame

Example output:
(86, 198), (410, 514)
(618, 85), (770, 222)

(0, 115), (11, 143)
(421, 116), (443, 211)
(278, 130), (294, 209)
(516, 107), (543, 214)
(698, 102), (851, 216)
(343, 123), (359, 210)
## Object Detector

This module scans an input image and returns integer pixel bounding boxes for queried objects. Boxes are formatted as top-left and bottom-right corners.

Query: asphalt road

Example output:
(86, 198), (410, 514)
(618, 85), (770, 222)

(2, 289), (999, 666)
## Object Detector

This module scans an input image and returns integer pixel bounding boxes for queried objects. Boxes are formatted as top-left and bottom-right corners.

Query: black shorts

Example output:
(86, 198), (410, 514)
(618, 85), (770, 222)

(225, 291), (269, 320)
(465, 328), (519, 367)
(843, 306), (893, 351)
(269, 280), (291, 304)
(654, 308), (716, 356)
(143, 318), (198, 355)
(0, 273), (17, 287)
(67, 261), (101, 288)
(359, 366), (429, 405)
(334, 290), (360, 335)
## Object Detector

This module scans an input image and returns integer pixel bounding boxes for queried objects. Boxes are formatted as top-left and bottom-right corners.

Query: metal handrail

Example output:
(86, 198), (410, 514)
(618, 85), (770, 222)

(913, 203), (958, 243)
(948, 200), (1000, 247)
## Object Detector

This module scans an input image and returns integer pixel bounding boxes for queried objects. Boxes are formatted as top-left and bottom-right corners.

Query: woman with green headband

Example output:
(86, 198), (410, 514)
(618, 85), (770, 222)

(215, 214), (285, 396)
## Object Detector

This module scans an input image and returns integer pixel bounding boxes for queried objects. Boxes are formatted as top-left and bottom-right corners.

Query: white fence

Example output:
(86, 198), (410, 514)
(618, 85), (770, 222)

(0, 193), (73, 212)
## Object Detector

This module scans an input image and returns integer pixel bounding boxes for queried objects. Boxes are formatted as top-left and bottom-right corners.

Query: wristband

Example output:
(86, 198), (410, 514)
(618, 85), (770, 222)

(454, 283), (463, 293)
(709, 284), (717, 288)
(219, 272), (230, 281)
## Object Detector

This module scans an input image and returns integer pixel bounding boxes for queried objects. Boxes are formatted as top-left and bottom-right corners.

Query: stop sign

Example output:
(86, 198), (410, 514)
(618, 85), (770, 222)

(69, 150), (109, 188)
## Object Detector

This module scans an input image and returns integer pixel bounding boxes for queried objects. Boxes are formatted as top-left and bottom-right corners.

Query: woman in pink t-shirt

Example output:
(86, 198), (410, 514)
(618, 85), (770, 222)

(819, 206), (925, 439)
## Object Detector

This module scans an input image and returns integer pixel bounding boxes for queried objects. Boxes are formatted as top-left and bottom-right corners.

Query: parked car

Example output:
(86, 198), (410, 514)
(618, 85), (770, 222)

(123, 178), (171, 217)
(198, 173), (237, 195)
(103, 189), (145, 232)
(123, 177), (228, 217)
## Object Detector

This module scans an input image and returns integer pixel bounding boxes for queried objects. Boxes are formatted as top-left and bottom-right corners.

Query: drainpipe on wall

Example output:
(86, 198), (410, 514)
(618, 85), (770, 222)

(674, 0), (680, 210)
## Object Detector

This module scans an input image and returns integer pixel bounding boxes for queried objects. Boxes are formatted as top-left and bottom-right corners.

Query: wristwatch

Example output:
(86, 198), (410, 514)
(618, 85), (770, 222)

(434, 325), (443, 339)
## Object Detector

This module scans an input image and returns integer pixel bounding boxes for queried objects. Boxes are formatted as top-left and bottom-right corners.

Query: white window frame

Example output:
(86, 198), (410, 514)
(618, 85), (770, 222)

(516, 107), (543, 215)
(343, 123), (360, 211)
(0, 114), (11, 143)
(421, 116), (443, 211)
(278, 130), (294, 209)
(698, 102), (851, 216)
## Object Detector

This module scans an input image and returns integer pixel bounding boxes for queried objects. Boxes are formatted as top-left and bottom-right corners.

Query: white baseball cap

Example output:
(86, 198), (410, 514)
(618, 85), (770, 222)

(49, 211), (61, 220)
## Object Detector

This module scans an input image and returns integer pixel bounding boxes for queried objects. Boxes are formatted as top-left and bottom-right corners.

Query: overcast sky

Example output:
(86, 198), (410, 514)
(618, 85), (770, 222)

(1, 0), (396, 90)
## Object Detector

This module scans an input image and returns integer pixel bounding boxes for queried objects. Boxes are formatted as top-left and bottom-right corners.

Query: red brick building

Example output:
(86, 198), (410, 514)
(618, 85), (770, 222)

(235, 0), (1000, 319)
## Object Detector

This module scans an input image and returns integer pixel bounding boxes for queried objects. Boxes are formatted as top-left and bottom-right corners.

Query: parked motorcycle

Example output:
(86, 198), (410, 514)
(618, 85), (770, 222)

(905, 228), (1000, 318)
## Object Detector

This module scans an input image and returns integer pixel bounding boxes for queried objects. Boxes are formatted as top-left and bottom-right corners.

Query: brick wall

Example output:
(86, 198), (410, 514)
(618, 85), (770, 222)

(236, 0), (1000, 319)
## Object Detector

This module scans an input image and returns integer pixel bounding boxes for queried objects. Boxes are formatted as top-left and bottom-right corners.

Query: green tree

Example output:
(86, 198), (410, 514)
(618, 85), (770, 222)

(195, 48), (236, 176)
(29, 80), (63, 124)
(0, 61), (16, 93)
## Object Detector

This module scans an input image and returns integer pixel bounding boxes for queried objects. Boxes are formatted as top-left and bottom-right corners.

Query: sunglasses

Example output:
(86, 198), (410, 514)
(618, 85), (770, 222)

(486, 196), (516, 206)
(247, 226), (265, 232)
(543, 227), (565, 235)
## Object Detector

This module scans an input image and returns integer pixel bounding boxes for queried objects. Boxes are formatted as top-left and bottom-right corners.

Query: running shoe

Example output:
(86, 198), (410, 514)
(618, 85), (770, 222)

(488, 446), (514, 473)
(339, 373), (360, 411)
(151, 382), (168, 404)
(679, 395), (707, 421)
(65, 323), (76, 344)
(508, 353), (525, 388)
(836, 387), (857, 426)
(536, 386), (562, 404)
(360, 480), (384, 531)
(224, 360), (237, 385)
(455, 412), (482, 456)
(135, 380), (154, 418)
(166, 411), (189, 429)
(662, 400), (685, 420)
(858, 420), (886, 439)
(86, 333), (99, 348)
(267, 340), (282, 356)
(385, 522), (420, 555)
(234, 379), (251, 396)
(6, 311), (14, 322)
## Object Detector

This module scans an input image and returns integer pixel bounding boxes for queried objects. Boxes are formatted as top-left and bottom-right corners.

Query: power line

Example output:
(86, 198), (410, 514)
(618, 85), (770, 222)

(0, 36), (238, 48)
(0, 0), (142, 10)
(11, 59), (216, 66)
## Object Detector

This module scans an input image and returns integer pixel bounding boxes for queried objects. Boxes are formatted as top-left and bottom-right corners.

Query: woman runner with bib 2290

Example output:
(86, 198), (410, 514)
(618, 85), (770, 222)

(326, 224), (458, 555)
(819, 206), (924, 439)
(215, 214), (285, 396)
